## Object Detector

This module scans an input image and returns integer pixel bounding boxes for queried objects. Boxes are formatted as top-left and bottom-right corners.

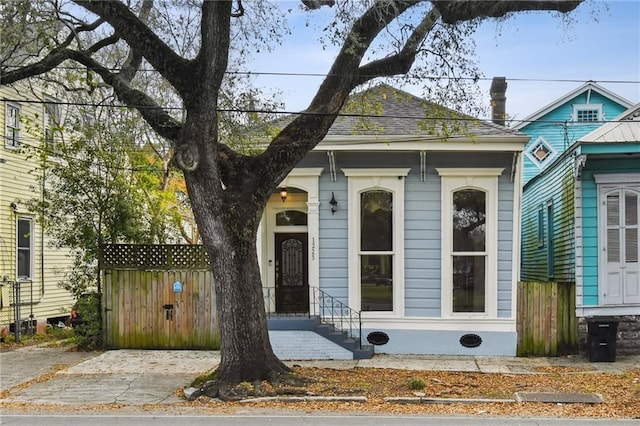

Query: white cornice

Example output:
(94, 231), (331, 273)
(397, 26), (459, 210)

(342, 168), (411, 177)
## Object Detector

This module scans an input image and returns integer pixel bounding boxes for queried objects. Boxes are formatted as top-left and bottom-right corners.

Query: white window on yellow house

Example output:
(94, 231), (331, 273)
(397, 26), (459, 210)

(17, 217), (33, 280)
(5, 102), (21, 148)
(44, 99), (61, 147)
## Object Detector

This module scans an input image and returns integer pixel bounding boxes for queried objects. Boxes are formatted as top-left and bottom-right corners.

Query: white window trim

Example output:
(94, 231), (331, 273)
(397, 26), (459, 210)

(16, 216), (34, 280)
(44, 98), (61, 146)
(572, 103), (603, 122)
(343, 168), (409, 317)
(5, 102), (21, 149)
(524, 136), (557, 170)
(260, 167), (323, 313)
(595, 173), (640, 306)
(437, 168), (503, 318)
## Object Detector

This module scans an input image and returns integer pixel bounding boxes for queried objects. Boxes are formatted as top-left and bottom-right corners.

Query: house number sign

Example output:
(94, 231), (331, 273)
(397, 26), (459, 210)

(173, 281), (183, 293)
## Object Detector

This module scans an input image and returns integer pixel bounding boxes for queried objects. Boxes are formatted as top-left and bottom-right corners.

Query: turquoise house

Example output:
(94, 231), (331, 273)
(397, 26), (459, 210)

(519, 83), (639, 356)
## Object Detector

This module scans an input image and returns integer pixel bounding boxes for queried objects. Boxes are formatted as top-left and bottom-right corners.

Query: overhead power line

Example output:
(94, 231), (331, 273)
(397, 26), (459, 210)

(3, 65), (639, 85)
(2, 97), (635, 126)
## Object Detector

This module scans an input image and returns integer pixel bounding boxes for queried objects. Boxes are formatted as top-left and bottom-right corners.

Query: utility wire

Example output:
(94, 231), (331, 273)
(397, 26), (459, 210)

(2, 97), (634, 126)
(2, 65), (639, 85)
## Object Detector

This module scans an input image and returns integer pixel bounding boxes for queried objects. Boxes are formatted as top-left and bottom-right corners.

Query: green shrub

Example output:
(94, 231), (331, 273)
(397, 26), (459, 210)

(407, 378), (426, 390)
(72, 292), (103, 350)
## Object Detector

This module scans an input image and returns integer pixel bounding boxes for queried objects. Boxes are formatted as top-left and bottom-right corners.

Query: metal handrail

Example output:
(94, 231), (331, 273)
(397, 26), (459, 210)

(312, 287), (362, 349)
(262, 286), (363, 349)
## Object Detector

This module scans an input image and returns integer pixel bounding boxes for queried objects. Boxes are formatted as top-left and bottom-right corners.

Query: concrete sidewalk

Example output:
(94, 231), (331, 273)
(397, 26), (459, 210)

(1, 345), (639, 406)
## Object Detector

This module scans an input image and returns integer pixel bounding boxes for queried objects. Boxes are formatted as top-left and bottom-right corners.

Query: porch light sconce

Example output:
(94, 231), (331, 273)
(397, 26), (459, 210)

(329, 192), (338, 215)
(280, 188), (288, 203)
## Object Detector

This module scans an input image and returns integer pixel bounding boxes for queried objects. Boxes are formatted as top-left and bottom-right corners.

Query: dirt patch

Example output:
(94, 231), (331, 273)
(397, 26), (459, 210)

(187, 366), (640, 418)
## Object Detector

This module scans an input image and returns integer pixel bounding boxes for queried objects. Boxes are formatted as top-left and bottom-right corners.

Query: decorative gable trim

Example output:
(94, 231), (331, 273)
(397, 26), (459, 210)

(524, 136), (557, 170)
(513, 82), (634, 130)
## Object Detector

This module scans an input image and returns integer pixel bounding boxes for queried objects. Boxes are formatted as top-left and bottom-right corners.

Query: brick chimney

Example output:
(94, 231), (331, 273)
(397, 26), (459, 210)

(490, 77), (507, 126)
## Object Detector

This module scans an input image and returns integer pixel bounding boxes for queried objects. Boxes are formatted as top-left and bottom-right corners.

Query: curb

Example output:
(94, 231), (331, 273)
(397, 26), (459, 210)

(384, 397), (515, 404)
(239, 396), (368, 403)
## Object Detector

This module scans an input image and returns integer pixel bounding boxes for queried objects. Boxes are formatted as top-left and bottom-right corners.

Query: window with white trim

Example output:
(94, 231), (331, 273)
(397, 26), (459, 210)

(572, 104), (603, 122)
(5, 103), (20, 148)
(344, 168), (409, 315)
(437, 168), (502, 317)
(452, 188), (486, 312)
(44, 99), (61, 146)
(17, 217), (33, 280)
(595, 173), (640, 306)
(360, 189), (394, 311)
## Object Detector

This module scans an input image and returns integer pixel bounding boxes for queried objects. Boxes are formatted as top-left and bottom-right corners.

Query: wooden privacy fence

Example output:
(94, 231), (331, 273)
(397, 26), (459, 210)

(101, 244), (219, 349)
(517, 281), (578, 356)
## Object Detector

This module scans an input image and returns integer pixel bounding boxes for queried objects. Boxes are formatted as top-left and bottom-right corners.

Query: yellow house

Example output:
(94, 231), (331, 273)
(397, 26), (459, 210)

(1, 82), (74, 336)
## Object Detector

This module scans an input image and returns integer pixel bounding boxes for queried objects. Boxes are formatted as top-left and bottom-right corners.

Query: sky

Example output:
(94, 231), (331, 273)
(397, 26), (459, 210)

(245, 0), (640, 122)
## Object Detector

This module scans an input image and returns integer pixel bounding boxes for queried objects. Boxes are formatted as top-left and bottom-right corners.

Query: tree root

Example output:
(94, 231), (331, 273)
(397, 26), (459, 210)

(193, 369), (314, 402)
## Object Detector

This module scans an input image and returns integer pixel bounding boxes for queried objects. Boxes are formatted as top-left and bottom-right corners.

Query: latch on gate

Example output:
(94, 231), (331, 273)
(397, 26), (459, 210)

(163, 304), (174, 321)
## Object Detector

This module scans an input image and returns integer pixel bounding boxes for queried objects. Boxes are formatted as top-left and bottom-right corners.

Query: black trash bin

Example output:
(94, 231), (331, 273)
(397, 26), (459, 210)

(586, 317), (619, 362)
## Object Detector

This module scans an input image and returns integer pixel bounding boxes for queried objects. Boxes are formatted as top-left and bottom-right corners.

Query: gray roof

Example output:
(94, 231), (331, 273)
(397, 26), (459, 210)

(266, 84), (522, 142)
(579, 104), (640, 143)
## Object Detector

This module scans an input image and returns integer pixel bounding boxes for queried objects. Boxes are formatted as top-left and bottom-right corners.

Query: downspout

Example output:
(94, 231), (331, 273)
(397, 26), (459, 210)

(40, 152), (46, 302)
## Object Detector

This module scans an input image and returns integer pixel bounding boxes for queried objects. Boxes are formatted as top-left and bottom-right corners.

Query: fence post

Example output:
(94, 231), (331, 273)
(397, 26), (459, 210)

(12, 281), (21, 343)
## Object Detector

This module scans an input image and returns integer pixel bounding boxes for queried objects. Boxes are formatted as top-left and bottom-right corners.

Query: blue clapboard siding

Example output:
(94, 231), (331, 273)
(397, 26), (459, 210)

(318, 173), (349, 302)
(520, 91), (629, 185)
(312, 151), (516, 318)
(578, 157), (640, 306)
(521, 154), (575, 282)
(404, 165), (442, 317)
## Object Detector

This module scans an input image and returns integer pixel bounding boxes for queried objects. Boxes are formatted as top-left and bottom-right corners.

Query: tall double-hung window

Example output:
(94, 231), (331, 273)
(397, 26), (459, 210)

(5, 103), (20, 148)
(344, 168), (409, 315)
(438, 168), (503, 317)
(17, 217), (33, 280)
(44, 99), (61, 146)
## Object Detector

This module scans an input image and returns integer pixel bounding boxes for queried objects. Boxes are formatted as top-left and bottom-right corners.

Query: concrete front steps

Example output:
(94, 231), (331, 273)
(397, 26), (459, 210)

(267, 316), (374, 360)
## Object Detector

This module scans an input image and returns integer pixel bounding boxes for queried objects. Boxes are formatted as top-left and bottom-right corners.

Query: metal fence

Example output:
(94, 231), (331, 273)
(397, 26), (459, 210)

(0, 279), (37, 342)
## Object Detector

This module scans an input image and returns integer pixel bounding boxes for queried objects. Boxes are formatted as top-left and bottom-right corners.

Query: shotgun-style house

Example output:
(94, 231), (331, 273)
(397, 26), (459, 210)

(0, 82), (74, 338)
(519, 83), (639, 356)
(517, 82), (633, 186)
(260, 83), (529, 358)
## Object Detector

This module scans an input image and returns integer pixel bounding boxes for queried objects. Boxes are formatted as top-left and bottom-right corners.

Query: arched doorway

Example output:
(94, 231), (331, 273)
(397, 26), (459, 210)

(260, 168), (323, 315)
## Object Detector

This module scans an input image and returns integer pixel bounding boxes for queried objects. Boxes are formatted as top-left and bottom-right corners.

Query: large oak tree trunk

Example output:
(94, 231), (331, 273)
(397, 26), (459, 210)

(185, 155), (289, 394)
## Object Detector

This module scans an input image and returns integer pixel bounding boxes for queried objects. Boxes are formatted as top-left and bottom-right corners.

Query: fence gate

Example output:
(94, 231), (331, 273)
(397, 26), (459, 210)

(101, 244), (218, 349)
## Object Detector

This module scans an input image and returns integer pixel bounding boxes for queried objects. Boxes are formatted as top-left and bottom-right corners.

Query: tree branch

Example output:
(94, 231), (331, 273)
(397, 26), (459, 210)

(118, 0), (153, 83)
(0, 17), (114, 84)
(431, 0), (582, 24)
(67, 50), (182, 142)
(193, 0), (232, 101)
(354, 7), (440, 85)
(73, 0), (190, 94)
(256, 0), (417, 187)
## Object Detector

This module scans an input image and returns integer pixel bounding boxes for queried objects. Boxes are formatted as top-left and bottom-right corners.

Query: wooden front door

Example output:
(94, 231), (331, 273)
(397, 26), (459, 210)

(275, 233), (309, 313)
